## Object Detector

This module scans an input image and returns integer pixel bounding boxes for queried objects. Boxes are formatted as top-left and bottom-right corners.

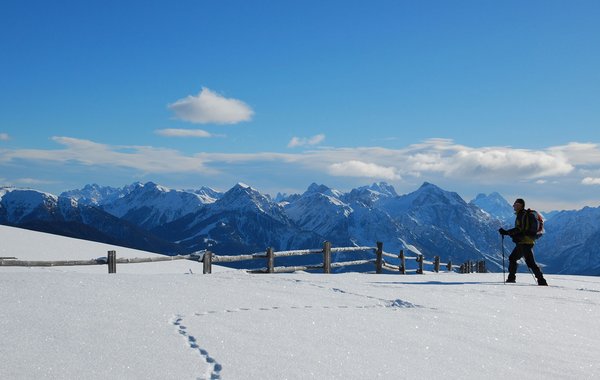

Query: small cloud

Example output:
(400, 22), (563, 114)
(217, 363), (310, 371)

(0, 178), (57, 187)
(14, 178), (57, 185)
(582, 177), (600, 185)
(328, 160), (400, 180)
(0, 133), (10, 141)
(535, 179), (547, 184)
(155, 129), (221, 138)
(168, 87), (254, 124)
(288, 134), (325, 148)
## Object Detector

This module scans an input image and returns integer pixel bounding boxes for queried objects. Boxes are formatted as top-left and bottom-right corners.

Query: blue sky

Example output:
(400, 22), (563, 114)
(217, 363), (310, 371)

(1, 0), (600, 211)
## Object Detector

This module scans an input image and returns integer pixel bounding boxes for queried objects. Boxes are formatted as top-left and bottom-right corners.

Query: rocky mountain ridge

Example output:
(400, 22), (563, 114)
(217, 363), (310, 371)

(2, 182), (599, 275)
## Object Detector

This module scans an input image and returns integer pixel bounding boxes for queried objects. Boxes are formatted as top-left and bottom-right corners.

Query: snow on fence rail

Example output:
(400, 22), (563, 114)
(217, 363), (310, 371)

(0, 241), (486, 275)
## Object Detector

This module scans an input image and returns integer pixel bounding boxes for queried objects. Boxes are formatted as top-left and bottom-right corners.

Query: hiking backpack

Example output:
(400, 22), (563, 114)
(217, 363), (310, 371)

(525, 209), (545, 240)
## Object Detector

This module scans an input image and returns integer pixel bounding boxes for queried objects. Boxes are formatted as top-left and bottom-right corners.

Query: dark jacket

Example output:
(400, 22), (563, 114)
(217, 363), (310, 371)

(507, 209), (537, 245)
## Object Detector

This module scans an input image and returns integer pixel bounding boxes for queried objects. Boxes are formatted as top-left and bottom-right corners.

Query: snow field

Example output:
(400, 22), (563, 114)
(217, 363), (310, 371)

(1, 225), (599, 379)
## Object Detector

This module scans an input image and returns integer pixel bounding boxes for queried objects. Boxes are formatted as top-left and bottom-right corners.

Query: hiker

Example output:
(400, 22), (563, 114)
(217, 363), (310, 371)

(499, 198), (548, 286)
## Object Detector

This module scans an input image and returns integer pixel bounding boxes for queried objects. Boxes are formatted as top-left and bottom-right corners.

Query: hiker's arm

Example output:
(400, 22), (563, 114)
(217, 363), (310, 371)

(505, 226), (525, 242)
(505, 227), (520, 236)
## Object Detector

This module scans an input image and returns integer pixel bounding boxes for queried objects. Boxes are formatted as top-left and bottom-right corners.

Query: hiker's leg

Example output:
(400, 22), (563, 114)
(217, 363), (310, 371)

(523, 245), (544, 279)
(507, 246), (523, 280)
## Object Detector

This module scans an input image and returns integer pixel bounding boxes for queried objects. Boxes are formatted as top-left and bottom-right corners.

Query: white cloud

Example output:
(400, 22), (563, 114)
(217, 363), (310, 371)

(328, 160), (400, 180)
(1, 136), (599, 194)
(403, 139), (573, 180)
(288, 134), (326, 148)
(548, 142), (600, 165)
(14, 178), (58, 185)
(0, 136), (215, 174)
(582, 177), (600, 185)
(0, 133), (9, 141)
(168, 87), (254, 124)
(155, 129), (218, 138)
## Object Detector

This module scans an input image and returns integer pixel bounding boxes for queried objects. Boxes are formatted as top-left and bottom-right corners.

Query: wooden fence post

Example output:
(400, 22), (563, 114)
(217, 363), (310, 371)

(375, 242), (383, 274)
(323, 241), (331, 274)
(108, 250), (116, 274)
(416, 254), (424, 274)
(478, 260), (486, 273)
(399, 249), (406, 274)
(203, 251), (213, 274)
(266, 247), (274, 273)
(446, 259), (452, 272)
(434, 256), (440, 273)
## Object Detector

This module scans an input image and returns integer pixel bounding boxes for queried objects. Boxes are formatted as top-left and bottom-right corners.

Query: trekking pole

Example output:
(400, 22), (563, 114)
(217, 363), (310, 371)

(521, 258), (537, 283)
(501, 235), (506, 284)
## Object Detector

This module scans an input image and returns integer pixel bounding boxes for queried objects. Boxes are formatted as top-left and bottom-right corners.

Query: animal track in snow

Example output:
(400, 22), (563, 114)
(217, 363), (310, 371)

(171, 295), (417, 378)
(191, 299), (417, 319)
(269, 277), (422, 309)
(171, 314), (222, 380)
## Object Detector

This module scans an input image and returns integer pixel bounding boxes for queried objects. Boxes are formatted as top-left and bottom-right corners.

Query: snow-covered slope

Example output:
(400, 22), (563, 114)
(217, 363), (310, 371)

(1, 225), (599, 379)
(0, 224), (208, 274)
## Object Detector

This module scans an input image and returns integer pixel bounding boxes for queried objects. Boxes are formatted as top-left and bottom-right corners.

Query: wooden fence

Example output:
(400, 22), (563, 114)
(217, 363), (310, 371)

(0, 241), (486, 275)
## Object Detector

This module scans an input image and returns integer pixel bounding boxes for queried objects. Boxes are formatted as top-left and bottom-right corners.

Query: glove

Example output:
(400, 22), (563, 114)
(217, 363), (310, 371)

(498, 228), (508, 236)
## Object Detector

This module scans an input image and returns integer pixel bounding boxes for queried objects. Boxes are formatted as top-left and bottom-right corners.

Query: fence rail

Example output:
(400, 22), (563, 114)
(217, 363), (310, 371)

(0, 241), (487, 275)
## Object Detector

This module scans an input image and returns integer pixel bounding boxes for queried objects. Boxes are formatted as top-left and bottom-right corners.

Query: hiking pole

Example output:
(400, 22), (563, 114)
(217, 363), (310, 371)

(501, 235), (506, 284)
(520, 258), (537, 283)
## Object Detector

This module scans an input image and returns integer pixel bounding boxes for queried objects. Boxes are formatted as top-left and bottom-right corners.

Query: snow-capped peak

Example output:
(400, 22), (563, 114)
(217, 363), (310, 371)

(304, 183), (344, 199)
(193, 187), (221, 203)
(0, 187), (59, 223)
(60, 183), (136, 206)
(214, 183), (283, 220)
(413, 182), (465, 206)
(470, 192), (513, 221)
(142, 181), (170, 193)
(362, 182), (398, 197)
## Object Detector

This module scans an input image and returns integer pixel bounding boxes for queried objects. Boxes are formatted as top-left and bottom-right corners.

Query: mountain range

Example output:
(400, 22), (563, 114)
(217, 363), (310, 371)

(1, 181), (599, 275)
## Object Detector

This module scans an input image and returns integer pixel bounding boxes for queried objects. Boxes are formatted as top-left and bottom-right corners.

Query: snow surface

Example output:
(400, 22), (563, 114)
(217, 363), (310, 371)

(1, 225), (599, 379)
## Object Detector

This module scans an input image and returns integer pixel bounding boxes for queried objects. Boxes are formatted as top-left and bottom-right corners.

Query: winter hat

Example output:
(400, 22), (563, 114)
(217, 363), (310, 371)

(515, 198), (525, 207)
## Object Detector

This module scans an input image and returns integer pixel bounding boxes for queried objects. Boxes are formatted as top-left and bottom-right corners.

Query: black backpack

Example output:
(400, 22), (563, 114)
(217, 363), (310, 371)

(524, 209), (545, 240)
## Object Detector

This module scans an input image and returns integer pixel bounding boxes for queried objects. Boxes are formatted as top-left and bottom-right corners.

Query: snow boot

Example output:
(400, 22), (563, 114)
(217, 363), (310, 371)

(505, 276), (516, 283)
(537, 278), (548, 286)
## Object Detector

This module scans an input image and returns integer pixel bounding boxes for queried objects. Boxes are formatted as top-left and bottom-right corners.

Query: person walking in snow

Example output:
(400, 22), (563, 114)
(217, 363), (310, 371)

(499, 198), (548, 286)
